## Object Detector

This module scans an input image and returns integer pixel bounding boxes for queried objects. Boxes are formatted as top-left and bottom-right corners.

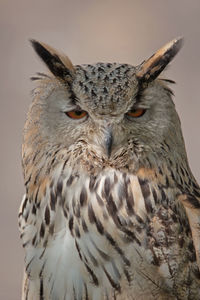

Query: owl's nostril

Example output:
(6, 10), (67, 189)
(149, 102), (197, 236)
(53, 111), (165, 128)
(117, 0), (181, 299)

(104, 129), (113, 158)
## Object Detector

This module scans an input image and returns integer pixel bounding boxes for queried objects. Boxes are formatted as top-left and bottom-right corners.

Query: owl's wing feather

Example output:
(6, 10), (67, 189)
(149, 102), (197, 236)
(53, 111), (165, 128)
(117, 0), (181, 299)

(179, 194), (200, 270)
(18, 194), (28, 232)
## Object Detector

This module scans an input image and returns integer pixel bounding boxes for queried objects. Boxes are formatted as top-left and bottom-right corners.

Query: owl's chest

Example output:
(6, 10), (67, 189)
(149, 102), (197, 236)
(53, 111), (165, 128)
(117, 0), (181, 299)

(24, 168), (185, 299)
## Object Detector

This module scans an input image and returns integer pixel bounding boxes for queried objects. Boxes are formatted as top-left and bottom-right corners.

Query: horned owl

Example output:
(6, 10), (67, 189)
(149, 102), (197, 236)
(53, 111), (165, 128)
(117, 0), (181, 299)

(19, 38), (200, 300)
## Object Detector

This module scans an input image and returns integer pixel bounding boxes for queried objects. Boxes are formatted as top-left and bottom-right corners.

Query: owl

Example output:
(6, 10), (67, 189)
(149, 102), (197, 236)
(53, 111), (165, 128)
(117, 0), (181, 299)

(19, 38), (200, 300)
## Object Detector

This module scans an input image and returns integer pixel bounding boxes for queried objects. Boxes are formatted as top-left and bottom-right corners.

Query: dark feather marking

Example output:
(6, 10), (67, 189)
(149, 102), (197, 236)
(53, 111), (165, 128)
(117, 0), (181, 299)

(25, 256), (35, 272)
(82, 218), (88, 233)
(50, 191), (56, 211)
(82, 253), (89, 264)
(67, 175), (74, 186)
(84, 283), (89, 300)
(106, 193), (117, 218)
(75, 226), (80, 238)
(138, 178), (151, 198)
(24, 210), (29, 222)
(21, 197), (28, 214)
(163, 86), (174, 95)
(150, 246), (161, 266)
(103, 266), (121, 292)
(31, 72), (50, 80)
(193, 188), (200, 198)
(171, 212), (178, 223)
(187, 195), (200, 208)
(25, 286), (29, 300)
(49, 157), (56, 168)
(31, 76), (41, 81)
(125, 192), (135, 216)
(90, 239), (110, 261)
(32, 204), (36, 215)
(57, 180), (63, 195)
(160, 78), (176, 84)
(75, 240), (83, 261)
(105, 193), (123, 228)
(117, 185), (125, 206)
(62, 157), (69, 172)
(39, 246), (47, 259)
(80, 187), (87, 206)
(40, 278), (44, 300)
(139, 178), (153, 213)
(122, 228), (141, 245)
(193, 267), (200, 279)
(170, 170), (176, 182)
(152, 187), (158, 204)
(19, 233), (24, 240)
(25, 175), (32, 186)
(34, 167), (44, 185)
(50, 179), (54, 189)
(88, 204), (104, 234)
(69, 216), (74, 234)
(104, 177), (111, 195)
(105, 232), (130, 266)
(89, 175), (96, 191)
(178, 236), (184, 248)
(87, 247), (99, 267)
(88, 204), (95, 224)
(63, 207), (68, 218)
(165, 176), (169, 188)
(158, 166), (163, 175)
(192, 181), (200, 190)
(160, 188), (169, 208)
(37, 72), (50, 77)
(94, 179), (100, 191)
(73, 285), (77, 300)
(82, 68), (89, 81)
(23, 240), (30, 248)
(32, 234), (37, 246)
(75, 204), (80, 218)
(40, 222), (45, 238)
(39, 261), (46, 277)
(84, 263), (99, 286)
(124, 268), (132, 284)
(44, 205), (50, 225)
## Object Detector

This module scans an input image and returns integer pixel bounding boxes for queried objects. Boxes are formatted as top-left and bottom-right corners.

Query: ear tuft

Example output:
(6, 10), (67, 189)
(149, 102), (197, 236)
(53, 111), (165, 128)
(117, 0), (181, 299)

(136, 37), (183, 84)
(30, 39), (75, 81)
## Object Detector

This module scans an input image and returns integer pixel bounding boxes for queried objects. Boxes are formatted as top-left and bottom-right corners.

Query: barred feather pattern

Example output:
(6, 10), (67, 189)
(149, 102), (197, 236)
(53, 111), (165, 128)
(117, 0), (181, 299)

(19, 142), (200, 300)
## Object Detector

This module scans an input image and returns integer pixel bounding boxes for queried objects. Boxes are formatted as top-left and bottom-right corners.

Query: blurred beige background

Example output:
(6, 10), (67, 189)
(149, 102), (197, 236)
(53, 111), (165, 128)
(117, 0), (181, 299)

(0, 0), (200, 299)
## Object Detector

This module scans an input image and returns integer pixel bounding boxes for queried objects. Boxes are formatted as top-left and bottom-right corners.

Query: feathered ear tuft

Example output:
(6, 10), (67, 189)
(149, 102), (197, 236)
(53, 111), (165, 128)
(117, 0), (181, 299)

(136, 37), (183, 85)
(30, 39), (75, 81)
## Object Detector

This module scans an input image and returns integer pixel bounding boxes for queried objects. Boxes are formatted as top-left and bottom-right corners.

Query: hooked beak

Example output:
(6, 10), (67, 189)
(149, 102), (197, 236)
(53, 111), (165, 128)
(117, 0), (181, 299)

(104, 129), (113, 158)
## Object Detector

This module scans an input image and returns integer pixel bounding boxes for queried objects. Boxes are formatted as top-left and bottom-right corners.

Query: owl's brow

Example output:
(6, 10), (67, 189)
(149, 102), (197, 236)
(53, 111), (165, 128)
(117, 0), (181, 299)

(66, 85), (79, 105)
(134, 77), (175, 105)
(134, 82), (145, 105)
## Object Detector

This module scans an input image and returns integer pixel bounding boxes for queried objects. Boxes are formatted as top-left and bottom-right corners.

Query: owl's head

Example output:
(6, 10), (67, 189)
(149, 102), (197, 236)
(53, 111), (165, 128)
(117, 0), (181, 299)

(24, 38), (187, 174)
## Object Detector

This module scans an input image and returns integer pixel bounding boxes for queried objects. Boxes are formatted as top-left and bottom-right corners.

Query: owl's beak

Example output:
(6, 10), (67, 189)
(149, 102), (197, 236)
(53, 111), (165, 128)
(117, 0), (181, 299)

(104, 129), (113, 158)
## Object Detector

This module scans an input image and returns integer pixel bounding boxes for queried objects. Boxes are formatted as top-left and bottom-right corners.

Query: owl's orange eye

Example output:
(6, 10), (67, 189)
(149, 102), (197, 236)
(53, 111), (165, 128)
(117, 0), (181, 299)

(66, 110), (88, 119)
(126, 108), (146, 118)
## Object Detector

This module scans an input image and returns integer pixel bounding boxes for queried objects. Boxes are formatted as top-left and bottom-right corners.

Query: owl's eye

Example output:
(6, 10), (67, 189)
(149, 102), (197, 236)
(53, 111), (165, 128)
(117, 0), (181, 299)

(65, 110), (88, 119)
(126, 108), (146, 118)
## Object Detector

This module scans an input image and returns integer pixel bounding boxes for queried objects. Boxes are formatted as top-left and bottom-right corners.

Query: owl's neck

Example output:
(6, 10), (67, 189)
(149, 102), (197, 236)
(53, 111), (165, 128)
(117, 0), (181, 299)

(22, 135), (196, 205)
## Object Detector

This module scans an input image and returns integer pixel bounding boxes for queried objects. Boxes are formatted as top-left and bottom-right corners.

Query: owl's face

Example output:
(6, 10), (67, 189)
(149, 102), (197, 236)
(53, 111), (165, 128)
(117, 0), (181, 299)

(25, 38), (185, 172)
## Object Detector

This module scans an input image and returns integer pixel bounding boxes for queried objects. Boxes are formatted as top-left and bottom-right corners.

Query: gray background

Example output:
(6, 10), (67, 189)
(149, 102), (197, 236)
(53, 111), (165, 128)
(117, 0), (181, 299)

(1, 0), (200, 299)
